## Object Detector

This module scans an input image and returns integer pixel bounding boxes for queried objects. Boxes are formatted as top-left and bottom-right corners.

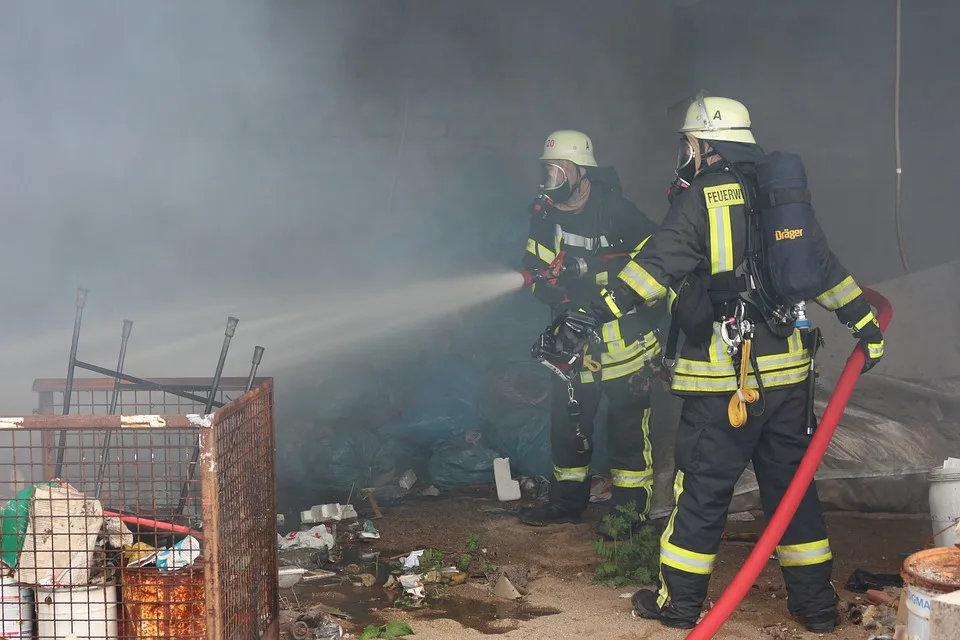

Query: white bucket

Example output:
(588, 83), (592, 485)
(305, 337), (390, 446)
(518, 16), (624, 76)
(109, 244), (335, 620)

(0, 575), (35, 639)
(904, 581), (938, 640)
(902, 547), (960, 640)
(928, 467), (960, 546)
(35, 583), (118, 640)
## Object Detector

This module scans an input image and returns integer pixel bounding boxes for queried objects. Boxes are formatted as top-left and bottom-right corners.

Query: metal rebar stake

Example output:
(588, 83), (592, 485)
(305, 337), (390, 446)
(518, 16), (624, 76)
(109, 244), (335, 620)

(245, 346), (265, 393)
(94, 320), (133, 499)
(177, 317), (240, 515)
(55, 288), (88, 478)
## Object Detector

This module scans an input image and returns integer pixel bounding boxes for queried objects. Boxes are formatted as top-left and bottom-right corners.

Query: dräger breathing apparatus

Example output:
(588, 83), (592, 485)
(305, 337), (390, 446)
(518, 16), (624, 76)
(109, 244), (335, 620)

(717, 153), (828, 431)
(531, 310), (602, 454)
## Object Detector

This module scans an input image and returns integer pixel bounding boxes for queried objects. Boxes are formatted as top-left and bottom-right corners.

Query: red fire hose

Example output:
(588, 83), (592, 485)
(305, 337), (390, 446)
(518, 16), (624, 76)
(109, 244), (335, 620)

(685, 287), (893, 640)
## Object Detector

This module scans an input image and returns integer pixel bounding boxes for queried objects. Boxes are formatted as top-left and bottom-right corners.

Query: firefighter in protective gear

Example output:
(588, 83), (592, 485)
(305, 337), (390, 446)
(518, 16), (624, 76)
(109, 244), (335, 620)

(519, 130), (665, 532)
(591, 97), (884, 632)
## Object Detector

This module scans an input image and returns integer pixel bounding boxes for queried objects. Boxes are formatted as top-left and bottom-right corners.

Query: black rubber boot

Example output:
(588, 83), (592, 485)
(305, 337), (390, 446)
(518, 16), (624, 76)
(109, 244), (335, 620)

(518, 504), (581, 527)
(631, 588), (698, 630)
(803, 607), (839, 633)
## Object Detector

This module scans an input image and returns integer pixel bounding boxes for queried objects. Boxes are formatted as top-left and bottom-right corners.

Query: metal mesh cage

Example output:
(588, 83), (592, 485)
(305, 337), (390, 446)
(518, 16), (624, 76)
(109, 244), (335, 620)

(0, 379), (278, 640)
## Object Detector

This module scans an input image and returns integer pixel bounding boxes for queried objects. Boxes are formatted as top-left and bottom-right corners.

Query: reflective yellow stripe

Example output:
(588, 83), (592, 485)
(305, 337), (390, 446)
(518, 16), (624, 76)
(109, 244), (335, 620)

(610, 468), (653, 489)
(599, 288), (624, 318)
(580, 340), (661, 384)
(776, 540), (832, 567)
(854, 311), (877, 331)
(618, 261), (667, 302)
(595, 271), (609, 286)
(815, 275), (863, 311)
(667, 287), (677, 313)
(703, 183), (741, 275)
(537, 242), (557, 263)
(629, 234), (652, 258)
(660, 540), (716, 575)
(867, 340), (884, 358)
(553, 465), (590, 482)
(601, 318), (623, 344)
(707, 206), (734, 274)
(525, 238), (540, 258)
(658, 470), (685, 607)
(601, 330), (656, 364)
(639, 408), (653, 518)
(672, 363), (809, 393)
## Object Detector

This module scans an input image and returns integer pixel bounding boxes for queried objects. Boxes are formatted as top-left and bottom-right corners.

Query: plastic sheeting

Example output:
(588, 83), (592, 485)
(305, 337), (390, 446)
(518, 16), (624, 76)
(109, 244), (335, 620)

(427, 437), (500, 489)
(646, 380), (960, 519)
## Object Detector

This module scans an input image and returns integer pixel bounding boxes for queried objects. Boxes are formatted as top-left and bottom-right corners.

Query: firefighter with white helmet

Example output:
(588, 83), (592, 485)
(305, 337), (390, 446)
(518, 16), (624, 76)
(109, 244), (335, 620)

(518, 130), (666, 535)
(575, 94), (884, 631)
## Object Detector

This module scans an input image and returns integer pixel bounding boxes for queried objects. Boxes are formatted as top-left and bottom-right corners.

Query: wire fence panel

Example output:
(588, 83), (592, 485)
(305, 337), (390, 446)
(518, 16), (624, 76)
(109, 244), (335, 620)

(0, 379), (277, 640)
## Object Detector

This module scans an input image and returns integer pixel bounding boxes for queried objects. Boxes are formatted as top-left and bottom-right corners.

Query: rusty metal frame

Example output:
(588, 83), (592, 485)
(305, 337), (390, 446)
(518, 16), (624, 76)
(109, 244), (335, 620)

(12, 378), (279, 640)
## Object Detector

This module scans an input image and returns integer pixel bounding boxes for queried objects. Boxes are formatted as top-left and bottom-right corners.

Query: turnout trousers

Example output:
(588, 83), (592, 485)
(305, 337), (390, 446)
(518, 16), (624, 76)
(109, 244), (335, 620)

(657, 383), (838, 621)
(548, 371), (654, 516)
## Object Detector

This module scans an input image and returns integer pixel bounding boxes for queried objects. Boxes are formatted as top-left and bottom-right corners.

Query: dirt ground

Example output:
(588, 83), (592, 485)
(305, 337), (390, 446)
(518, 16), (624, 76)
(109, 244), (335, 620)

(283, 492), (926, 639)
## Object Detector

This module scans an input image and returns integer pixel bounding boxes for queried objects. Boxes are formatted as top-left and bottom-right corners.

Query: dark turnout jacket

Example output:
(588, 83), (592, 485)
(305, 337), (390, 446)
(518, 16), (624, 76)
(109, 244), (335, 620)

(522, 167), (664, 382)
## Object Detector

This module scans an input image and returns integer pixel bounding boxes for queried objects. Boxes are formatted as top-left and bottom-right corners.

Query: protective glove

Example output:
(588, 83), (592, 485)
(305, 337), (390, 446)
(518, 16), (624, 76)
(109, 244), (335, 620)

(531, 280), (569, 307)
(853, 315), (884, 374)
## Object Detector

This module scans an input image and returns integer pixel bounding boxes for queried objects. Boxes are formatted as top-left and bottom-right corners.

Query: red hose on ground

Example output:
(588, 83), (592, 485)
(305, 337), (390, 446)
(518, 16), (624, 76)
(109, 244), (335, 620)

(685, 288), (893, 640)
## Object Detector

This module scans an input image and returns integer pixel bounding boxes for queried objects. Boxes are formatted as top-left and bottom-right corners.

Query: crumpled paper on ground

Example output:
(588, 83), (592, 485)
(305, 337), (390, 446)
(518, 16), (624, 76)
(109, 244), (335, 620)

(279, 525), (336, 551)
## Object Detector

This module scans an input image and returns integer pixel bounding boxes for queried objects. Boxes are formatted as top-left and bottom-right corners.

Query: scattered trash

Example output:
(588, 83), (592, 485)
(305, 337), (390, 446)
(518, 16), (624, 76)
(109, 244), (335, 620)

(17, 482), (104, 586)
(494, 458), (522, 502)
(519, 476), (550, 503)
(866, 589), (897, 607)
(420, 485), (440, 497)
(279, 548), (329, 570)
(290, 614), (343, 640)
(301, 504), (358, 525)
(399, 574), (425, 599)
(359, 520), (381, 541)
(493, 575), (522, 600)
(156, 535), (201, 571)
(301, 570), (339, 583)
(102, 516), (134, 548)
(280, 525), (336, 551)
(846, 569), (904, 593)
(354, 573), (378, 588)
(279, 567), (308, 589)
(589, 476), (612, 503)
(402, 550), (425, 569)
(123, 542), (158, 568)
(398, 470), (418, 490)
(428, 437), (499, 489)
(619, 592), (633, 599)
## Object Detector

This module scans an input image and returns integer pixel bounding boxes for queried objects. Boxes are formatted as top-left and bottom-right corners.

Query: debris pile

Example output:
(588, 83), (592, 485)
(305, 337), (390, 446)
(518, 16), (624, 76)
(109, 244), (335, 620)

(0, 479), (205, 638)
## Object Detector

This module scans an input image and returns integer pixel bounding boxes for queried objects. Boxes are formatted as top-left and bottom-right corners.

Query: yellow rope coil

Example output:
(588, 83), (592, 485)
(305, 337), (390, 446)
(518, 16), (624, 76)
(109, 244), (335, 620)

(728, 339), (760, 428)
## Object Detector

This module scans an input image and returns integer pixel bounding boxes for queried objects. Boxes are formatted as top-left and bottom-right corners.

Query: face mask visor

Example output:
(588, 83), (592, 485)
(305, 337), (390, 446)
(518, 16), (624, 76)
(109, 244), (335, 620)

(539, 162), (569, 191)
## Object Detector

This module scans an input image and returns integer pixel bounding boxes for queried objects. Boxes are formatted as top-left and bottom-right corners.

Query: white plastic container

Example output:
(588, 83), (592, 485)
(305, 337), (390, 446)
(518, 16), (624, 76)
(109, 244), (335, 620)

(35, 583), (118, 640)
(901, 547), (960, 640)
(927, 467), (960, 546)
(0, 575), (35, 639)
(904, 581), (937, 640)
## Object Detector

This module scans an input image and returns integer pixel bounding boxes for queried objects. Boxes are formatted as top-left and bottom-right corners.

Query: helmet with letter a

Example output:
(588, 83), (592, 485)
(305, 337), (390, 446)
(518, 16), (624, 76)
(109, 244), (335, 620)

(678, 94), (756, 144)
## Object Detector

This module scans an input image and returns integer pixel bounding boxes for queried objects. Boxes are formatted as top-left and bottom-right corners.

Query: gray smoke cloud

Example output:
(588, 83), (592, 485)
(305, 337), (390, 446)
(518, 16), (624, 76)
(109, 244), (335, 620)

(1, 1), (955, 509)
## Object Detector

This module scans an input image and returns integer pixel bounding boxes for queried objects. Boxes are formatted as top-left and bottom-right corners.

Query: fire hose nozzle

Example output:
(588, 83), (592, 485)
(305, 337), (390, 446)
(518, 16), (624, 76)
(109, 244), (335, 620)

(561, 256), (588, 280)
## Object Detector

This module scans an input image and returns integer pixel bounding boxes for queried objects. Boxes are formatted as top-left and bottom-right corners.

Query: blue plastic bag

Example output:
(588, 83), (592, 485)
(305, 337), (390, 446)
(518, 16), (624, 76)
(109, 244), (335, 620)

(427, 439), (499, 489)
